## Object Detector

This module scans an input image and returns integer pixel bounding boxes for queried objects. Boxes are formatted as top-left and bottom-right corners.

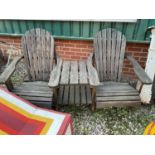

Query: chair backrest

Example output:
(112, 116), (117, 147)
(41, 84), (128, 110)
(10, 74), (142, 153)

(94, 28), (126, 82)
(21, 28), (54, 81)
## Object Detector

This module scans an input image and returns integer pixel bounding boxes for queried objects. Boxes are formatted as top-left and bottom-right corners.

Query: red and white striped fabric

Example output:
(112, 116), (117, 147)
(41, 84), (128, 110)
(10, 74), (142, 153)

(0, 87), (73, 135)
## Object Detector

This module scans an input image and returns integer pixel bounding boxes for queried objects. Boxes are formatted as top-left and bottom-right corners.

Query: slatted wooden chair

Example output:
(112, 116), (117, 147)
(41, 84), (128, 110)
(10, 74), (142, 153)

(0, 28), (55, 108)
(93, 28), (152, 108)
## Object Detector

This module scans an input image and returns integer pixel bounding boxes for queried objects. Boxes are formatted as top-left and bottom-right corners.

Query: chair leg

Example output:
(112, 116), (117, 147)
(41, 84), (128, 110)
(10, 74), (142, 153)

(52, 87), (59, 109)
(91, 86), (96, 111)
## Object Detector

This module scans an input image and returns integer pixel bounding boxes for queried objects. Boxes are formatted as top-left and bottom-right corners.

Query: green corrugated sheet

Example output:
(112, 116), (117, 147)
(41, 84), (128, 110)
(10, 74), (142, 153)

(0, 19), (154, 43)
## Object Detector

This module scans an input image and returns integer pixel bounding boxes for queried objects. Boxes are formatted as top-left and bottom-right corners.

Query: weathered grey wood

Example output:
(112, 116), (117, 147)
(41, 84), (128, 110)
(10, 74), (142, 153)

(22, 28), (54, 81)
(75, 85), (80, 105)
(69, 86), (75, 104)
(118, 34), (126, 81)
(96, 101), (141, 108)
(0, 55), (24, 84)
(96, 91), (139, 96)
(97, 96), (140, 101)
(60, 61), (71, 85)
(98, 32), (104, 80)
(87, 57), (100, 86)
(94, 29), (126, 81)
(114, 31), (122, 80)
(57, 86), (64, 105)
(13, 81), (53, 108)
(106, 28), (111, 80)
(80, 85), (87, 104)
(48, 57), (62, 87)
(86, 85), (92, 104)
(79, 60), (88, 84)
(126, 54), (152, 84)
(70, 61), (78, 84)
(63, 86), (69, 105)
(111, 30), (117, 80)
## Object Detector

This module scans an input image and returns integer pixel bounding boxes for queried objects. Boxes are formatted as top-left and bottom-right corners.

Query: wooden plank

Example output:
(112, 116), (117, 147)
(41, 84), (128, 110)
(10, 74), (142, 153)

(96, 95), (140, 101)
(111, 29), (117, 80)
(118, 34), (126, 81)
(101, 29), (107, 80)
(96, 101), (141, 108)
(114, 31), (122, 80)
(80, 85), (86, 104)
(75, 85), (80, 105)
(79, 60), (88, 84)
(126, 54), (152, 84)
(18, 96), (52, 102)
(70, 61), (78, 84)
(96, 91), (139, 97)
(63, 86), (69, 105)
(97, 32), (104, 81)
(69, 86), (75, 104)
(60, 61), (71, 85)
(58, 86), (64, 105)
(94, 38), (100, 79)
(86, 85), (92, 104)
(106, 28), (111, 80)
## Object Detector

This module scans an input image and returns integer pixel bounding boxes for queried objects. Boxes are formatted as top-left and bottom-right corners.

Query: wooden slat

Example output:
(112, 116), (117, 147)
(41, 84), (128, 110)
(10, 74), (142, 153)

(97, 32), (104, 80)
(96, 101), (141, 108)
(96, 91), (139, 96)
(13, 91), (52, 97)
(75, 85), (80, 105)
(60, 61), (71, 85)
(97, 95), (140, 101)
(70, 61), (78, 84)
(111, 29), (117, 80)
(80, 85), (86, 104)
(101, 29), (107, 80)
(79, 60), (88, 84)
(106, 28), (111, 80)
(86, 85), (92, 104)
(118, 34), (126, 81)
(63, 86), (69, 105)
(57, 86), (64, 105)
(69, 86), (75, 104)
(114, 31), (122, 80)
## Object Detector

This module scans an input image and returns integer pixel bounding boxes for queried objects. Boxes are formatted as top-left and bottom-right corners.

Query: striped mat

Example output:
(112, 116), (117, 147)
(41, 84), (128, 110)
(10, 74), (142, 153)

(0, 87), (73, 135)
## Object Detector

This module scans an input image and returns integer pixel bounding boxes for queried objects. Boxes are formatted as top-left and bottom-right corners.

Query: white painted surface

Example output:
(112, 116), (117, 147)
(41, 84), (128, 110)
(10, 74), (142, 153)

(140, 28), (155, 103)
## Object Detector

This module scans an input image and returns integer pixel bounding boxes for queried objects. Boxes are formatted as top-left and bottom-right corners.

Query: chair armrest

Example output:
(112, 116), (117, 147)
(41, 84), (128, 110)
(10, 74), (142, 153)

(0, 55), (24, 84)
(125, 53), (152, 84)
(48, 55), (62, 88)
(87, 53), (100, 86)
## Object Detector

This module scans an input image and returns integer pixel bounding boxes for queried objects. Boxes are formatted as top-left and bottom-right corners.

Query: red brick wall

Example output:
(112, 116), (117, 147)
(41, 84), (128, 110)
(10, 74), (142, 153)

(0, 36), (149, 81)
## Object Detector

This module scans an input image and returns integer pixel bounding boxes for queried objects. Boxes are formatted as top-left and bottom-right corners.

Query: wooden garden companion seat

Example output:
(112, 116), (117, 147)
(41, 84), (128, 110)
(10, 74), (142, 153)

(93, 28), (152, 108)
(0, 28), (55, 109)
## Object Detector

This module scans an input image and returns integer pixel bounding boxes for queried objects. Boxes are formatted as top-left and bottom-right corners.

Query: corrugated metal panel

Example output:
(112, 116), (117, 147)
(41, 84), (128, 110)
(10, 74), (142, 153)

(0, 19), (154, 42)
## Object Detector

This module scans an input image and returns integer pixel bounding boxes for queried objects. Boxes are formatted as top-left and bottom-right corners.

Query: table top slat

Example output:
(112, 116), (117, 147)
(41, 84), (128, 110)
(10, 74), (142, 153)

(60, 61), (71, 85)
(70, 61), (79, 84)
(79, 60), (88, 84)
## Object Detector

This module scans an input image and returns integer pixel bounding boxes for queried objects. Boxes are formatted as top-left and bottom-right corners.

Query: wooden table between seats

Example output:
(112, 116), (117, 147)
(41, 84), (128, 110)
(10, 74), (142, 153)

(48, 56), (100, 110)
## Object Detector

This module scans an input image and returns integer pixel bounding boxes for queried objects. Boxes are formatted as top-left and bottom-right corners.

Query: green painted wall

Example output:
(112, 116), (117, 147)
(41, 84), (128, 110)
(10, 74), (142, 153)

(0, 19), (154, 43)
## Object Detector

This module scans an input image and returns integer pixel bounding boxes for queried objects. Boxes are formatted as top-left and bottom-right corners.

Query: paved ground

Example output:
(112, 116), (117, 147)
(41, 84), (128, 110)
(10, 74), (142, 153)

(11, 61), (155, 135)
